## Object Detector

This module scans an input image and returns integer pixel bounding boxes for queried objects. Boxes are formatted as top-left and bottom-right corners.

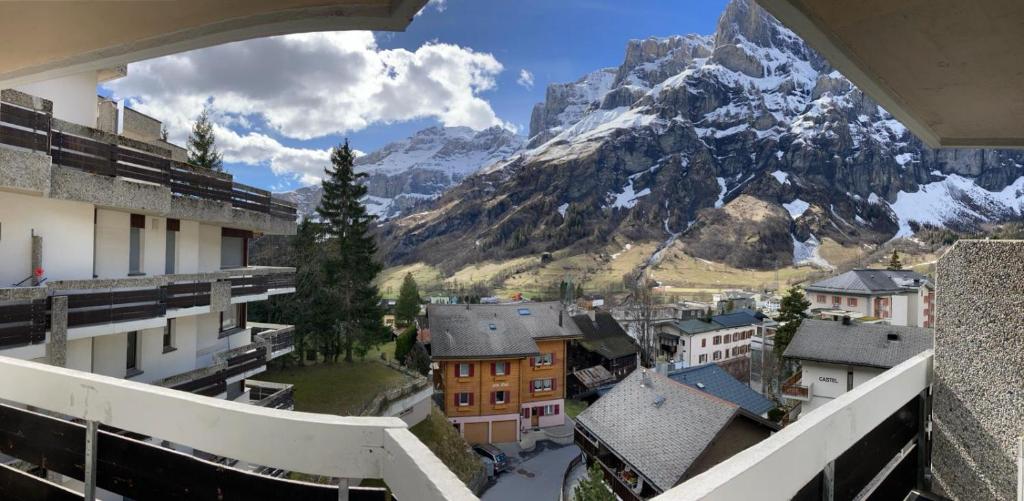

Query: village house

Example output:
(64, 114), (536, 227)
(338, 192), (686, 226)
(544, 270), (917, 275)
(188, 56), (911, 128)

(712, 290), (757, 313)
(804, 269), (935, 327)
(428, 302), (582, 444)
(666, 363), (775, 417)
(654, 310), (761, 369)
(567, 311), (638, 398)
(575, 369), (778, 500)
(781, 319), (933, 416)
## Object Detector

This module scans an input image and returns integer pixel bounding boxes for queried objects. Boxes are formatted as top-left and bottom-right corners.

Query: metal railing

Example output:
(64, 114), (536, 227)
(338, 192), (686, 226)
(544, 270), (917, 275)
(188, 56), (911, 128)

(0, 356), (476, 500)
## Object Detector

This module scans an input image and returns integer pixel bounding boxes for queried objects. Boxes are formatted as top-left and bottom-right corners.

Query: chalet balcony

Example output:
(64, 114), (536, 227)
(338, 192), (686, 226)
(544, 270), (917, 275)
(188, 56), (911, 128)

(0, 356), (472, 500)
(781, 370), (812, 401)
(0, 89), (297, 233)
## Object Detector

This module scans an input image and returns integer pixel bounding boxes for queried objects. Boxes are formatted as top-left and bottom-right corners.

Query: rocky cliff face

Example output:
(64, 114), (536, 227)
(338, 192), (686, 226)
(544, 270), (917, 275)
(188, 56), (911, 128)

(277, 126), (523, 220)
(382, 0), (1024, 271)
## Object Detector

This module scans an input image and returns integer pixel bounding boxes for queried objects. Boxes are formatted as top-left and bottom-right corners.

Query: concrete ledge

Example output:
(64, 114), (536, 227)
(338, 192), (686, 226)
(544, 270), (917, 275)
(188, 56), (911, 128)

(0, 287), (47, 301)
(50, 165), (171, 214)
(0, 89), (52, 113)
(0, 148), (51, 196)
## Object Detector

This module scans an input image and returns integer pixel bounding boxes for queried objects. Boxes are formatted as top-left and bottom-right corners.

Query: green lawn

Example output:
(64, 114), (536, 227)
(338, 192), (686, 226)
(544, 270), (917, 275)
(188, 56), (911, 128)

(258, 356), (408, 416)
(565, 399), (588, 419)
(410, 406), (484, 485)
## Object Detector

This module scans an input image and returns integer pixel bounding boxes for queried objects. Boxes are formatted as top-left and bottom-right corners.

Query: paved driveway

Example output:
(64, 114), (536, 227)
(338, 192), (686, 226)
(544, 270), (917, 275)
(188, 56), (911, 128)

(481, 441), (581, 501)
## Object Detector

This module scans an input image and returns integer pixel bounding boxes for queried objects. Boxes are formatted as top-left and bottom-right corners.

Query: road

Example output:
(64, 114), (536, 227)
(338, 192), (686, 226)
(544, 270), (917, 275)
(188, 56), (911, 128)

(481, 441), (581, 501)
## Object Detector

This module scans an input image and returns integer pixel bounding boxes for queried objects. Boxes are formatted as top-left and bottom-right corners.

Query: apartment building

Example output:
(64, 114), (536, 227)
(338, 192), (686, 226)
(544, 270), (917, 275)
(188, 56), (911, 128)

(805, 269), (935, 327)
(429, 302), (582, 444)
(654, 310), (760, 367)
(781, 319), (932, 415)
(0, 70), (297, 403)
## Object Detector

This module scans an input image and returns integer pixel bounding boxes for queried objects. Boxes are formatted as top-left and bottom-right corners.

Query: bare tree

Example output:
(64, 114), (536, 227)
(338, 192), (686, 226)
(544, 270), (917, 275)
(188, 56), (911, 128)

(627, 273), (658, 368)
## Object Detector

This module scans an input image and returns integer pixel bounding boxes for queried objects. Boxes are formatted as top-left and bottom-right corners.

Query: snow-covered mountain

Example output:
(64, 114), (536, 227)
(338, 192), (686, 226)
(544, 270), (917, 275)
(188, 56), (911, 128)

(277, 126), (523, 220)
(381, 0), (1024, 270)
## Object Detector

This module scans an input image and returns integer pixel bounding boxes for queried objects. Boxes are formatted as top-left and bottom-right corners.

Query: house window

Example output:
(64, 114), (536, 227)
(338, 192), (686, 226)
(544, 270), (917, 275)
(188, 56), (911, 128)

(817, 294), (826, 303)
(129, 214), (145, 275)
(458, 363), (472, 378)
(220, 304), (245, 335)
(457, 392), (472, 407)
(832, 295), (841, 305)
(544, 404), (558, 415)
(713, 350), (722, 361)
(847, 371), (854, 391)
(532, 378), (554, 392)
(698, 354), (707, 364)
(493, 391), (508, 405)
(847, 297), (858, 307)
(126, 331), (139, 374)
(723, 334), (731, 343)
(533, 353), (553, 366)
(162, 319), (175, 352)
(165, 219), (179, 274)
(493, 361), (508, 376)
(701, 338), (707, 348)
(713, 335), (721, 345)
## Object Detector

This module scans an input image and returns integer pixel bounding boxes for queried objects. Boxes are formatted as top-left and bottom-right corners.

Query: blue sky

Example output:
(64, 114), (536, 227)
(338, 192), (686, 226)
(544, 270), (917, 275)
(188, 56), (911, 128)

(105, 0), (729, 192)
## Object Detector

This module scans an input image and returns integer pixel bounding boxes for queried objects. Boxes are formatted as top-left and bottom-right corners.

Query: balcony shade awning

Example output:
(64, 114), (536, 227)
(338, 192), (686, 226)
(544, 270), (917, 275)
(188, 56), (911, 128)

(756, 0), (1024, 148)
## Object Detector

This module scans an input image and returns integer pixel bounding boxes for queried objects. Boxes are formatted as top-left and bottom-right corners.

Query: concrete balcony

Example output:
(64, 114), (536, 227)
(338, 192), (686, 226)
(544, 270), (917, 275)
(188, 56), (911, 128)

(0, 355), (474, 500)
(780, 370), (812, 401)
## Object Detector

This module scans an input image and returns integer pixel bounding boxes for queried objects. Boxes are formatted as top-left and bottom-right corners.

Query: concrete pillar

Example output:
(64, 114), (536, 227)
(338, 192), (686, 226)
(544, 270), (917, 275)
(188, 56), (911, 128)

(209, 280), (231, 313)
(46, 295), (67, 367)
(31, 234), (42, 285)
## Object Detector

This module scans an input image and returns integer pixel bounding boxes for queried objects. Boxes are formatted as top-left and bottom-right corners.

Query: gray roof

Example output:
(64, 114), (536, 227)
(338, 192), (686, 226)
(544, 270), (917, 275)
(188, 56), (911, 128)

(669, 364), (775, 415)
(571, 312), (637, 359)
(784, 319), (933, 369)
(659, 312), (758, 338)
(428, 302), (583, 359)
(805, 269), (931, 295)
(575, 370), (740, 491)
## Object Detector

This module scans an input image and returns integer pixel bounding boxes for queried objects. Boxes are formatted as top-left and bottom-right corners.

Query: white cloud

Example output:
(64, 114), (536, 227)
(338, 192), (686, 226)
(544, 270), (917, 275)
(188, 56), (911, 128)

(517, 69), (534, 89)
(417, 0), (447, 16)
(106, 31), (507, 185)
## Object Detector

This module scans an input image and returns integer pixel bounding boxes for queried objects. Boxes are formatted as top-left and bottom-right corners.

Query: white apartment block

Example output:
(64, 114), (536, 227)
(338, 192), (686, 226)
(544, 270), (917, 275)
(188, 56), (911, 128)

(804, 269), (935, 328)
(654, 311), (760, 367)
(0, 69), (298, 403)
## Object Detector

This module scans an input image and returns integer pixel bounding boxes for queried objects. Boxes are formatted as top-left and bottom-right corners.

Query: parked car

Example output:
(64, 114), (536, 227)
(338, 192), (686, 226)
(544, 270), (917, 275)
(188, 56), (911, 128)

(472, 444), (509, 473)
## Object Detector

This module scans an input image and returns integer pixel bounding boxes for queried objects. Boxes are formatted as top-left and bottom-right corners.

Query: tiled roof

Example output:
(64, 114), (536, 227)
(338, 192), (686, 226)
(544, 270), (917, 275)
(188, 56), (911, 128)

(669, 364), (774, 415)
(784, 319), (933, 369)
(713, 310), (760, 328)
(659, 311), (758, 337)
(571, 312), (637, 359)
(576, 370), (741, 491)
(428, 302), (582, 359)
(805, 269), (931, 295)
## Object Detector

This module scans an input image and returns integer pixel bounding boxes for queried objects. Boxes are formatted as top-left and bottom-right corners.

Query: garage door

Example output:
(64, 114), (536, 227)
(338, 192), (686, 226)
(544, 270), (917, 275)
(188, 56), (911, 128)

(463, 422), (488, 444)
(491, 420), (517, 444)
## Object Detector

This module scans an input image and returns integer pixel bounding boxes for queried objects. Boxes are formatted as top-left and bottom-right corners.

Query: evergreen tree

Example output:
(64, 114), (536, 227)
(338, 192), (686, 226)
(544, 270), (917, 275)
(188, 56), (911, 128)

(394, 325), (417, 364)
(887, 249), (903, 270)
(317, 141), (388, 362)
(575, 283), (584, 300)
(773, 286), (811, 359)
(395, 273), (421, 326)
(291, 219), (331, 363)
(187, 107), (223, 171)
(573, 462), (615, 501)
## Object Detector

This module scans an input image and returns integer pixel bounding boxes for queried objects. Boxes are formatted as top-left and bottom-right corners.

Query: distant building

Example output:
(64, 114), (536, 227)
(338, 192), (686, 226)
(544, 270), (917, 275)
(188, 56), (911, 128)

(655, 310), (761, 368)
(804, 269), (935, 327)
(568, 312), (638, 397)
(712, 290), (757, 313)
(576, 294), (606, 310)
(429, 302), (582, 444)
(666, 364), (775, 417)
(574, 370), (778, 500)
(782, 319), (933, 416)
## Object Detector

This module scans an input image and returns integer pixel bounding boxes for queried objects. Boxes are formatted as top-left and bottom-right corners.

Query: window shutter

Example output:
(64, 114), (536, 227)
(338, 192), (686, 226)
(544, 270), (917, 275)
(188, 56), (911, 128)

(130, 214), (146, 229)
(538, 406), (545, 417)
(491, 392), (496, 405)
(551, 352), (556, 365)
(552, 378), (557, 391)
(454, 394), (459, 407)
(530, 380), (535, 393)
(529, 356), (535, 367)
(454, 364), (459, 379)
(491, 363), (496, 376)
(554, 404), (560, 415)
(469, 364), (474, 377)
(468, 393), (474, 406)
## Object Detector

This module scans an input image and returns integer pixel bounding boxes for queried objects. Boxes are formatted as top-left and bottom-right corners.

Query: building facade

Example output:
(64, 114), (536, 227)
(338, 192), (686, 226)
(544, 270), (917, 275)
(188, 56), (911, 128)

(804, 269), (935, 327)
(654, 311), (759, 368)
(429, 302), (581, 444)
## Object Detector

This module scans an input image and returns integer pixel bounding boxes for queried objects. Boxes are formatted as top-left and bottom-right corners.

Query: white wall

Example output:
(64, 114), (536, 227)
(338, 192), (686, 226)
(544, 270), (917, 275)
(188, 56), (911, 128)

(136, 317), (198, 384)
(198, 224), (221, 272)
(0, 191), (94, 285)
(92, 331), (128, 378)
(802, 361), (884, 414)
(94, 209), (129, 278)
(66, 338), (93, 372)
(142, 215), (166, 277)
(14, 72), (98, 126)
(177, 220), (200, 273)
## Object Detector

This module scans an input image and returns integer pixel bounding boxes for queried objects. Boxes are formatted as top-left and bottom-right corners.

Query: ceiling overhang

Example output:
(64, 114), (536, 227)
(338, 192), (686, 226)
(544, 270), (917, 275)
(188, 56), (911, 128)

(757, 0), (1024, 149)
(0, 0), (427, 88)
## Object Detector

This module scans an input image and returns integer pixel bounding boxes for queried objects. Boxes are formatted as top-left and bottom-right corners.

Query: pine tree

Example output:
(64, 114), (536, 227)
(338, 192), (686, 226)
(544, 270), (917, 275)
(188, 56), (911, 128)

(575, 283), (584, 300)
(773, 286), (811, 359)
(291, 219), (331, 363)
(887, 249), (903, 270)
(395, 273), (421, 326)
(187, 107), (224, 171)
(573, 462), (615, 501)
(317, 141), (388, 363)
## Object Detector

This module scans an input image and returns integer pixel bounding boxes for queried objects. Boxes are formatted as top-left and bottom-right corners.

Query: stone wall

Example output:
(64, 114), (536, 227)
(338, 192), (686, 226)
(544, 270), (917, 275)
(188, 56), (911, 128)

(933, 240), (1023, 500)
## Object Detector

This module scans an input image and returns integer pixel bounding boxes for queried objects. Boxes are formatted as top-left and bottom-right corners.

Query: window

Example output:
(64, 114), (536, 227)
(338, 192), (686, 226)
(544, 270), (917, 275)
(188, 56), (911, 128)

(533, 353), (553, 366)
(165, 219), (179, 274)
(531, 378), (554, 392)
(701, 338), (707, 348)
(713, 350), (722, 361)
(493, 361), (508, 376)
(698, 354), (707, 364)
(544, 404), (558, 416)
(162, 319), (175, 352)
(129, 214), (145, 275)
(713, 335), (721, 345)
(832, 295), (841, 305)
(847, 371), (854, 391)
(220, 304), (244, 335)
(493, 391), (508, 405)
(456, 392), (472, 407)
(723, 334), (731, 343)
(458, 363), (472, 378)
(126, 331), (139, 374)
(817, 294), (826, 303)
(847, 297), (858, 307)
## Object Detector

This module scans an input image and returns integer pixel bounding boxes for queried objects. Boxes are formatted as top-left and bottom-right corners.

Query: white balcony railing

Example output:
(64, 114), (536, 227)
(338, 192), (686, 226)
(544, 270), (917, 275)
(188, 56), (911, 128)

(654, 350), (933, 501)
(0, 355), (477, 500)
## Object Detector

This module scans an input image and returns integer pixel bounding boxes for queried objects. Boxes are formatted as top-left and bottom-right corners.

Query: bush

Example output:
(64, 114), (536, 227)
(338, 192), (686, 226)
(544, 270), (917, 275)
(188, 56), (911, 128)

(394, 325), (417, 364)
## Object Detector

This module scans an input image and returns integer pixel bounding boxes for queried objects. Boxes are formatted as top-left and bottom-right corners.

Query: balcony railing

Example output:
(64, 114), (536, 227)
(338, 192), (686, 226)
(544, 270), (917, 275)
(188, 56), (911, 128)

(781, 370), (811, 401)
(0, 90), (297, 220)
(245, 380), (294, 409)
(0, 355), (475, 500)
(0, 299), (47, 348)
